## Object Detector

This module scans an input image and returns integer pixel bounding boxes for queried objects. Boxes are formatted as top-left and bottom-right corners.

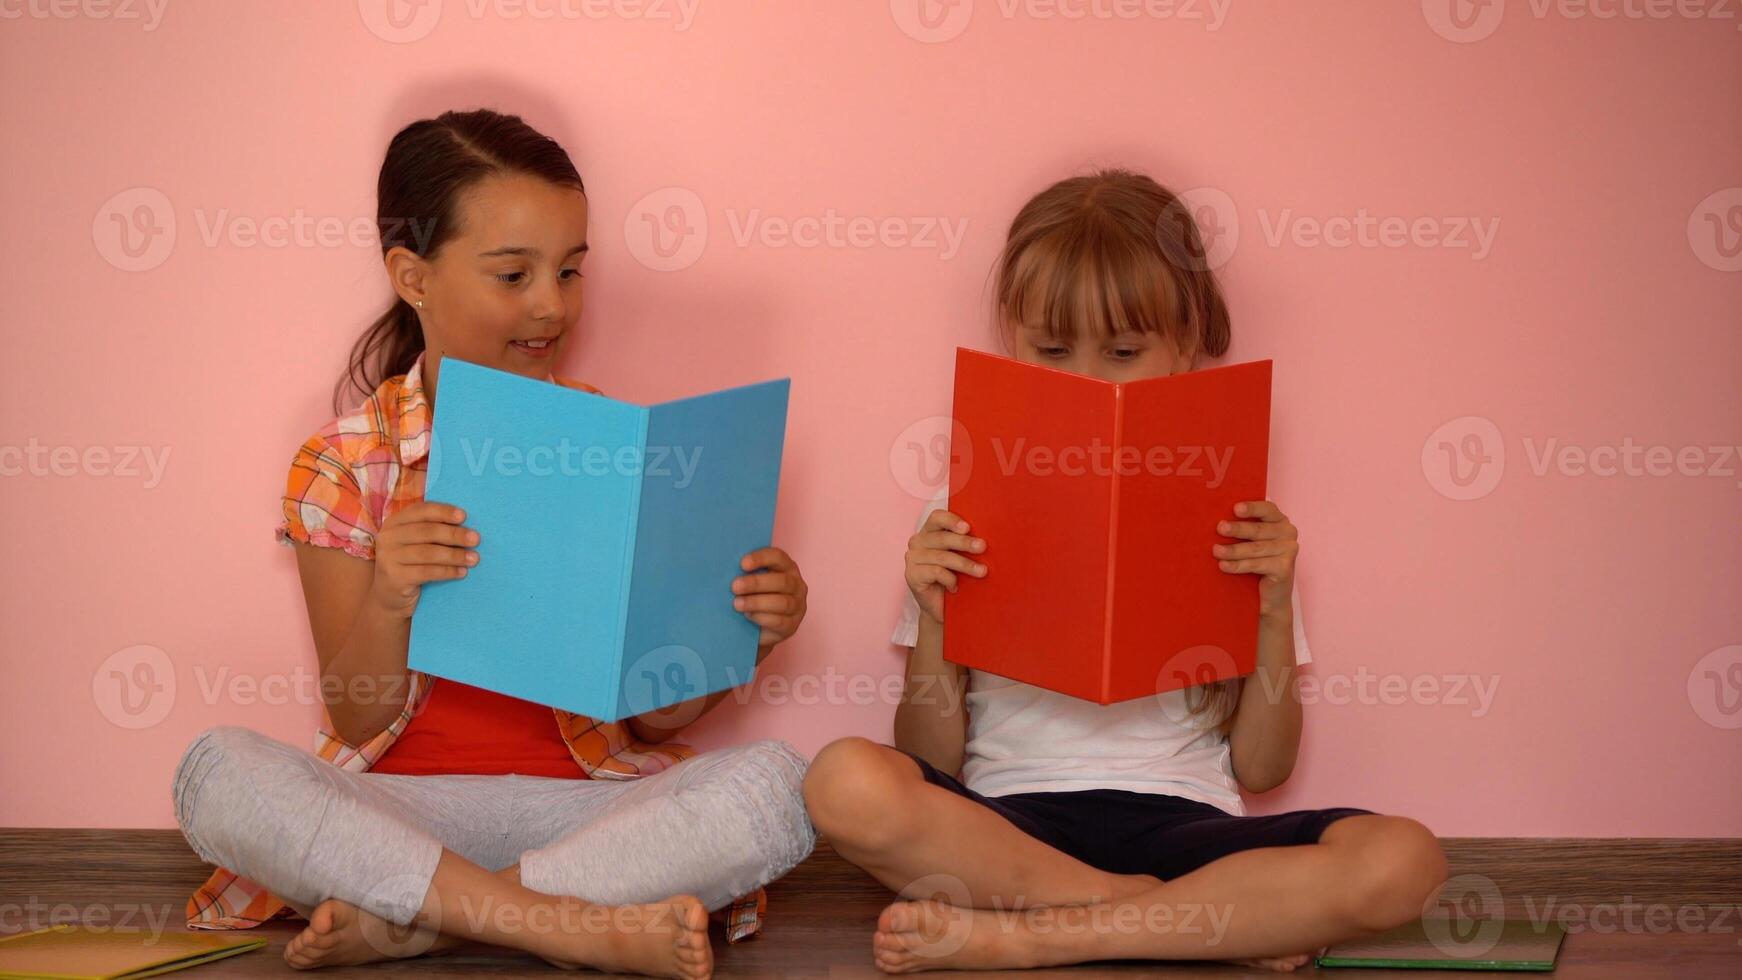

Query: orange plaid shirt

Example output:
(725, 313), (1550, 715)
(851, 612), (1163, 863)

(184, 353), (768, 941)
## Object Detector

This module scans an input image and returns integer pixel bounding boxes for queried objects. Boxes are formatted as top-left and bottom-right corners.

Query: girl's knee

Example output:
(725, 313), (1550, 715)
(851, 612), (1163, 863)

(172, 726), (263, 823)
(802, 737), (918, 847)
(710, 739), (817, 858)
(171, 726), (318, 844)
(1329, 815), (1448, 931)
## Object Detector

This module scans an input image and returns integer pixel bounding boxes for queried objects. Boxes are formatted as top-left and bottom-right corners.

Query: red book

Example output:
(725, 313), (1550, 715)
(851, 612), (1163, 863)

(941, 349), (1273, 703)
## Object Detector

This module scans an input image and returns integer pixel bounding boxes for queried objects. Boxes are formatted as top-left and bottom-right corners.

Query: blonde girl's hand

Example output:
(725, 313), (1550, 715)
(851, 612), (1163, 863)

(904, 509), (987, 625)
(369, 501), (479, 618)
(732, 547), (808, 651)
(1213, 500), (1298, 623)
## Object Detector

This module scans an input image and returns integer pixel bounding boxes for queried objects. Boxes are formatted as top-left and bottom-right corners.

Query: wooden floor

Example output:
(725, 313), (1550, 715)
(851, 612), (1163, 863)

(1, 830), (1738, 977)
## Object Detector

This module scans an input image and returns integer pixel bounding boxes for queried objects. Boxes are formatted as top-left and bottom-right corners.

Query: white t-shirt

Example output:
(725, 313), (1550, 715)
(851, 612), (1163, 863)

(891, 490), (1312, 816)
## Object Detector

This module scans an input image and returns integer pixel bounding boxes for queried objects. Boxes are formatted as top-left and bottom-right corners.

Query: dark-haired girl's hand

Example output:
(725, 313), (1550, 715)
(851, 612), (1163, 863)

(369, 501), (479, 618)
(1212, 500), (1298, 624)
(732, 547), (807, 657)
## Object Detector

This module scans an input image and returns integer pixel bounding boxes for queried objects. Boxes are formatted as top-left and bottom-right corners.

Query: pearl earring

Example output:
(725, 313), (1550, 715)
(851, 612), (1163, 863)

(416, 300), (424, 309)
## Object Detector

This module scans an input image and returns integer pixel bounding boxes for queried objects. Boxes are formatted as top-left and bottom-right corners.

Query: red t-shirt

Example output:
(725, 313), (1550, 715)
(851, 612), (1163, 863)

(371, 680), (587, 778)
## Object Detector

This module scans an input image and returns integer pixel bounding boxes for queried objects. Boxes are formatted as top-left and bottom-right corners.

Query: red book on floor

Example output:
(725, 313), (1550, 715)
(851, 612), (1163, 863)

(941, 349), (1273, 703)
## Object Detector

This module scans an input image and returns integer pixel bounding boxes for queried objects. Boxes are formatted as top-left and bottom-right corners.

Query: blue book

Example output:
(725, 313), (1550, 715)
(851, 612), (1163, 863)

(408, 358), (790, 722)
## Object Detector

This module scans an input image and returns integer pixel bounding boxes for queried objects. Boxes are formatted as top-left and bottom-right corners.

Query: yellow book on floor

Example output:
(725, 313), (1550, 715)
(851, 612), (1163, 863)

(0, 924), (266, 980)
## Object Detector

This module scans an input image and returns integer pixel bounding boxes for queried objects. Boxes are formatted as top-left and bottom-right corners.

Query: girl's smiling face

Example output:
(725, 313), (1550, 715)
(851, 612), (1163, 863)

(388, 172), (589, 393)
(1011, 324), (1193, 383)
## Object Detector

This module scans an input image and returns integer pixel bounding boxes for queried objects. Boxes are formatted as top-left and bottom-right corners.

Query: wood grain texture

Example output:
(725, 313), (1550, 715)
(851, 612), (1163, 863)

(1, 831), (1737, 977)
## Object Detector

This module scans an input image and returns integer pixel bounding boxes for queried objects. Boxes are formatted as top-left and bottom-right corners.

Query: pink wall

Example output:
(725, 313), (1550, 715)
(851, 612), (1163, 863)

(1, 2), (1738, 837)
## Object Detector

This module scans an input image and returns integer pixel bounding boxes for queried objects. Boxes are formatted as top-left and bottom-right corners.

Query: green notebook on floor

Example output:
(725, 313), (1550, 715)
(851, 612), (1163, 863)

(0, 924), (266, 980)
(1316, 918), (1566, 971)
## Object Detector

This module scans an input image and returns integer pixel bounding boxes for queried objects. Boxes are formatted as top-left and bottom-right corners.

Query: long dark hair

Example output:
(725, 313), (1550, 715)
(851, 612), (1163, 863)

(334, 109), (585, 413)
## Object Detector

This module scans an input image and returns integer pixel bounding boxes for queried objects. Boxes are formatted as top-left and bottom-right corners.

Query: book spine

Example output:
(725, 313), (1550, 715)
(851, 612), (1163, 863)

(611, 408), (650, 719)
(1101, 385), (1122, 704)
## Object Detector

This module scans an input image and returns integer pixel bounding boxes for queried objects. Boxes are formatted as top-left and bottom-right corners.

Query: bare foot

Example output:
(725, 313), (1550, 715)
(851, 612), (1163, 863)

(871, 897), (1314, 974)
(283, 898), (460, 969)
(538, 896), (712, 980)
(872, 897), (1035, 973)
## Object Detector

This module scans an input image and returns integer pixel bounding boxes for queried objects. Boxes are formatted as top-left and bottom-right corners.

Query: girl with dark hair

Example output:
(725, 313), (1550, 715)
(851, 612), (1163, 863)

(170, 109), (813, 979)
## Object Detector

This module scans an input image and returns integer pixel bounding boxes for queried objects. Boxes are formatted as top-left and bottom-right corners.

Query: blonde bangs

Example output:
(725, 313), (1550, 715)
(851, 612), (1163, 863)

(993, 169), (1231, 359)
(999, 219), (1183, 348)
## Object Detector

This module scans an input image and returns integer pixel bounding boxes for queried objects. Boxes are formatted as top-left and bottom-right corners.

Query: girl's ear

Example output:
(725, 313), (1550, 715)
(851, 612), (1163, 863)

(385, 246), (430, 308)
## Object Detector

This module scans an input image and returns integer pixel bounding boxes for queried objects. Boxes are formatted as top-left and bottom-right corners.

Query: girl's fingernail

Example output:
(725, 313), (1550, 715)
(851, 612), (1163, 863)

(734, 598), (747, 610)
(467, 531), (481, 545)
(466, 552), (479, 565)
(454, 509), (466, 521)
(1217, 522), (1230, 534)
(974, 564), (986, 574)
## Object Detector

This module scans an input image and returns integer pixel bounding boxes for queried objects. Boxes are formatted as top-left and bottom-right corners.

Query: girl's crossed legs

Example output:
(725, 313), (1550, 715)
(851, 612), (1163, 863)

(803, 737), (1448, 973)
(173, 726), (815, 977)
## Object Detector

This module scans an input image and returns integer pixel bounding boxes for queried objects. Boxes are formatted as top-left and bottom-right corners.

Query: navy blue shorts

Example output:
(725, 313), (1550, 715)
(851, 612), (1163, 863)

(901, 750), (1374, 881)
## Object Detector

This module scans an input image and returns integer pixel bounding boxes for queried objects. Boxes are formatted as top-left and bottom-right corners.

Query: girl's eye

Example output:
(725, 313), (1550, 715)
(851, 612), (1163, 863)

(495, 272), (525, 285)
(560, 267), (583, 280)
(1109, 348), (1140, 360)
(1037, 346), (1069, 358)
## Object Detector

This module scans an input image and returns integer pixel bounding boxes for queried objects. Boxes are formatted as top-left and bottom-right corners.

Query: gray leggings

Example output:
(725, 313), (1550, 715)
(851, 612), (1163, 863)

(171, 726), (816, 927)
